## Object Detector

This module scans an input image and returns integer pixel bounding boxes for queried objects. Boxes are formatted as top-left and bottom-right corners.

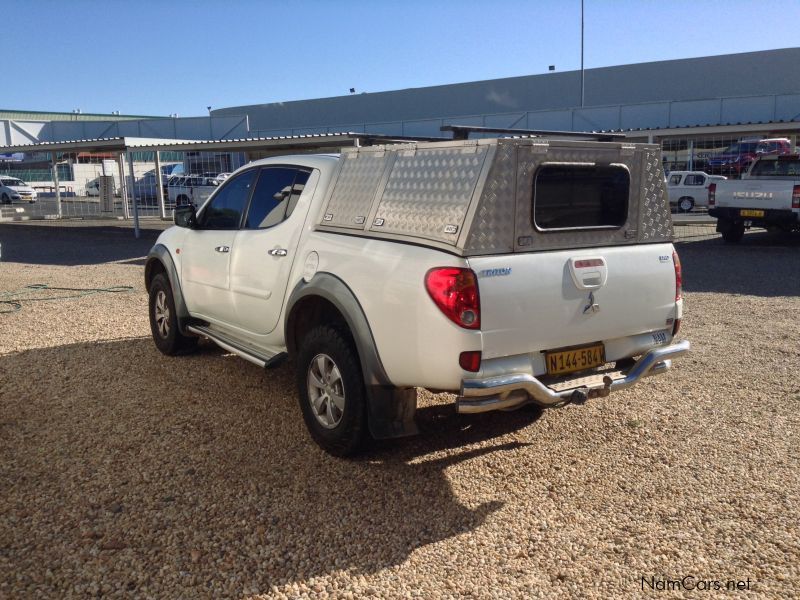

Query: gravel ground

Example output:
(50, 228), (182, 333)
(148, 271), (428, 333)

(1, 222), (798, 598)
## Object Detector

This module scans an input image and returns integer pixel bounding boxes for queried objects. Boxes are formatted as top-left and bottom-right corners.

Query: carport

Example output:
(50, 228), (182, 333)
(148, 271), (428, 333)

(0, 132), (440, 237)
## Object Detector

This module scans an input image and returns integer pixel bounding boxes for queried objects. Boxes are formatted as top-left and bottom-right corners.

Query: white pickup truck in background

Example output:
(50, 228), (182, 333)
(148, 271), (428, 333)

(666, 170), (726, 213)
(144, 128), (690, 455)
(708, 154), (800, 243)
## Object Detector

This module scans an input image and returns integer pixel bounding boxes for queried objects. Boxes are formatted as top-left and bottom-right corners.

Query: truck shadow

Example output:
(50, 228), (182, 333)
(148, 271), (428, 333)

(677, 233), (800, 297)
(1, 338), (538, 596)
(0, 223), (161, 266)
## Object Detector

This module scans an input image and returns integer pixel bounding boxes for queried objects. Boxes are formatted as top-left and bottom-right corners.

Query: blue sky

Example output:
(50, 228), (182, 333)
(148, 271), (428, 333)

(6, 0), (799, 117)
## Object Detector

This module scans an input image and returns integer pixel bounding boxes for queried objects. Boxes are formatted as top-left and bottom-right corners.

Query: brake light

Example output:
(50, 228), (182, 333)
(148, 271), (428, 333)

(425, 267), (480, 329)
(672, 250), (682, 301)
(792, 185), (800, 209)
(459, 351), (482, 372)
(708, 183), (716, 207)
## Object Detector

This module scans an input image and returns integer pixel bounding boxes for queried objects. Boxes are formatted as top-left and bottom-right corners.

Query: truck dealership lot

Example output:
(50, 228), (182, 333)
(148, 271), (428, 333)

(1, 223), (798, 597)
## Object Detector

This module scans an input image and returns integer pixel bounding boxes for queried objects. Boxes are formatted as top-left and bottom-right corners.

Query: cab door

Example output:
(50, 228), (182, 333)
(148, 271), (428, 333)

(180, 169), (257, 325)
(229, 166), (317, 335)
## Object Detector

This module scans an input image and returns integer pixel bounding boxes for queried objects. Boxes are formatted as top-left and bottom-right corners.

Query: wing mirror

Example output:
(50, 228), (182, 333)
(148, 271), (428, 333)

(174, 204), (197, 228)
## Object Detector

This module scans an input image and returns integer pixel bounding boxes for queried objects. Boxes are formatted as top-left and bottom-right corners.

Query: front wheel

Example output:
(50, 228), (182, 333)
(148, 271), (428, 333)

(296, 325), (367, 456)
(148, 273), (197, 355)
(1, 193), (9, 204)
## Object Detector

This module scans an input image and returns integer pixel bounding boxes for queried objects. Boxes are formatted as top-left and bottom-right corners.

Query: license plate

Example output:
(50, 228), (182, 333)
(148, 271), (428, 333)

(740, 209), (764, 217)
(545, 343), (605, 376)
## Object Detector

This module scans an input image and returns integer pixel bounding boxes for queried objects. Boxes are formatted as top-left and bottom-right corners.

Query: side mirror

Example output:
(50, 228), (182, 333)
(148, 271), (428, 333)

(174, 204), (196, 228)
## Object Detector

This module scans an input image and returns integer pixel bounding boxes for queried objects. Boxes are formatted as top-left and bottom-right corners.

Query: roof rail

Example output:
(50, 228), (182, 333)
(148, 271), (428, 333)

(440, 125), (626, 142)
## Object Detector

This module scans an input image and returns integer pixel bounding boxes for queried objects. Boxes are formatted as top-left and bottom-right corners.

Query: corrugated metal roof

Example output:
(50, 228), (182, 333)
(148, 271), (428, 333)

(0, 109), (163, 121)
(0, 132), (445, 154)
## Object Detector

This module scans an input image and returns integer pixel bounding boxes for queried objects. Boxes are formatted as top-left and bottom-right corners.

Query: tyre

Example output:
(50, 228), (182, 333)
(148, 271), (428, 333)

(296, 325), (368, 456)
(148, 273), (197, 355)
(721, 222), (745, 244)
(678, 197), (694, 213)
(1, 193), (9, 204)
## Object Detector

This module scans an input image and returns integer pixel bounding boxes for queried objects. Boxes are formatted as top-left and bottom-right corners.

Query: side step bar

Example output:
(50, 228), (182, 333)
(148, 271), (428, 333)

(187, 324), (279, 369)
(458, 340), (690, 414)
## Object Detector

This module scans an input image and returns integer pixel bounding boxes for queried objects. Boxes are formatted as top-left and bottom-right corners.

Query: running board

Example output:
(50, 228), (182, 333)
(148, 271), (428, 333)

(187, 324), (277, 368)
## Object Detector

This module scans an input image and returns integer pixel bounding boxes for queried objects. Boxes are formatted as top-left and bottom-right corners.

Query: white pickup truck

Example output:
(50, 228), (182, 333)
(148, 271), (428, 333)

(145, 130), (689, 455)
(708, 154), (800, 243)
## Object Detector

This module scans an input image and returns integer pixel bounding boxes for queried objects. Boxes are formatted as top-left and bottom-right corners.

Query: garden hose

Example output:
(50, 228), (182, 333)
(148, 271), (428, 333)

(0, 283), (134, 314)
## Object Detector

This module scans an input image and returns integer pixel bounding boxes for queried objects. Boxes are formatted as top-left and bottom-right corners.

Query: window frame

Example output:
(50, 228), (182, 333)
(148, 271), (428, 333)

(531, 162), (631, 233)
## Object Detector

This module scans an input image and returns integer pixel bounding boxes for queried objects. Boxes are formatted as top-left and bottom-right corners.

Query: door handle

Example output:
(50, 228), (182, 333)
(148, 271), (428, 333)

(268, 248), (288, 257)
(214, 245), (230, 253)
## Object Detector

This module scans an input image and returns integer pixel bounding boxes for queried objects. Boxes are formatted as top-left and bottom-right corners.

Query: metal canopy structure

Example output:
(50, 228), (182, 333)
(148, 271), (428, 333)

(0, 132), (450, 238)
(0, 132), (447, 155)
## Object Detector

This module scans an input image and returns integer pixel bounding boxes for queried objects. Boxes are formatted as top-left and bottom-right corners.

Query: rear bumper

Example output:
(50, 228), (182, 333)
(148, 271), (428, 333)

(457, 340), (690, 414)
(709, 207), (799, 227)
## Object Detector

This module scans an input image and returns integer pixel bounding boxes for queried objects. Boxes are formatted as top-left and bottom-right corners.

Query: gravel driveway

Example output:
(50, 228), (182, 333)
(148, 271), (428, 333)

(1, 223), (798, 598)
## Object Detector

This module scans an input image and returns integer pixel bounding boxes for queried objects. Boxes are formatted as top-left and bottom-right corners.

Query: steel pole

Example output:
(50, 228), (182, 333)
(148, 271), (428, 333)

(51, 152), (62, 219)
(127, 151), (140, 239)
(154, 150), (167, 220)
(580, 0), (585, 108)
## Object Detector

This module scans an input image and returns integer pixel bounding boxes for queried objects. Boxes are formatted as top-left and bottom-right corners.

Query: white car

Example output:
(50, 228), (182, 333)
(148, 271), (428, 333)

(0, 177), (37, 203)
(167, 175), (219, 207)
(666, 171), (726, 212)
(145, 132), (689, 455)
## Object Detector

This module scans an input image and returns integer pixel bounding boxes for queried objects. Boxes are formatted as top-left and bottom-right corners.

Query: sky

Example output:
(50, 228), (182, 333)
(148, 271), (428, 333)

(5, 0), (800, 117)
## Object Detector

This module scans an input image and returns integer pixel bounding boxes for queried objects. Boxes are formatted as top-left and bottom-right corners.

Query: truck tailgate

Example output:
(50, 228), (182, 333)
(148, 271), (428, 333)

(468, 243), (677, 360)
(716, 180), (795, 210)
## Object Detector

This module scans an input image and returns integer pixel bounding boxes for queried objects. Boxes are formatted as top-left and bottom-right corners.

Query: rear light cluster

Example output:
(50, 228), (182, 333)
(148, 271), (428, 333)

(425, 267), (481, 329)
(792, 185), (800, 209)
(672, 249), (682, 336)
(708, 183), (716, 207)
(426, 267), (482, 372)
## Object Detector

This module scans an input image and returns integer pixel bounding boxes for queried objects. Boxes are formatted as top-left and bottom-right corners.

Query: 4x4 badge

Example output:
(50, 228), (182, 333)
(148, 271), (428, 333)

(583, 291), (600, 314)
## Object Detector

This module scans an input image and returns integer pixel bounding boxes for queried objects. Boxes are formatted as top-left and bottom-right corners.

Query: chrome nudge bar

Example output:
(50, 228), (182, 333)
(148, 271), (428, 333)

(457, 340), (690, 414)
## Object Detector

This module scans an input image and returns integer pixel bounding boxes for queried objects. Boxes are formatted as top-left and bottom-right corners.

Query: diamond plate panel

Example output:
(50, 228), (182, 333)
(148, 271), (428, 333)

(639, 150), (673, 242)
(372, 146), (489, 243)
(323, 152), (388, 229)
(464, 140), (516, 253)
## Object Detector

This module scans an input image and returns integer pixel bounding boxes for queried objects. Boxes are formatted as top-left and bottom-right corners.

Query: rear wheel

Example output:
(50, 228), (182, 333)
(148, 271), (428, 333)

(296, 325), (367, 456)
(721, 221), (745, 244)
(148, 273), (197, 355)
(1, 193), (9, 204)
(678, 197), (694, 213)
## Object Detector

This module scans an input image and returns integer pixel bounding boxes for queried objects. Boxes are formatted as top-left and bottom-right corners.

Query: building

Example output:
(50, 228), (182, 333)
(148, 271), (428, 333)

(213, 47), (800, 174)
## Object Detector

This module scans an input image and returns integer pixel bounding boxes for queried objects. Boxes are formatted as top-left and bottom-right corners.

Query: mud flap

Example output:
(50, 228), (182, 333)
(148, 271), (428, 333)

(366, 385), (419, 439)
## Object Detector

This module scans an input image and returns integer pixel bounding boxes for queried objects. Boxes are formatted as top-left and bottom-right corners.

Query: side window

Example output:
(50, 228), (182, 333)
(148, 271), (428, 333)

(200, 170), (256, 230)
(244, 168), (311, 229)
(684, 174), (704, 186)
(669, 174), (682, 186)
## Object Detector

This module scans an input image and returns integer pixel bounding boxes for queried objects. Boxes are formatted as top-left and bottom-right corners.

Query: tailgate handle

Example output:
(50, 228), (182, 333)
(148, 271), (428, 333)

(569, 257), (608, 290)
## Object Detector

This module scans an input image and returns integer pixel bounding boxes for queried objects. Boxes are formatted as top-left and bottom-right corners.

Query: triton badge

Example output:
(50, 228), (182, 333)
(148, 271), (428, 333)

(583, 291), (600, 314)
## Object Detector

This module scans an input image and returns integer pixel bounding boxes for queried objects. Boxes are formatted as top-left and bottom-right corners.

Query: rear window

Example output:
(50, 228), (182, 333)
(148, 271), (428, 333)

(749, 158), (800, 177)
(532, 164), (629, 231)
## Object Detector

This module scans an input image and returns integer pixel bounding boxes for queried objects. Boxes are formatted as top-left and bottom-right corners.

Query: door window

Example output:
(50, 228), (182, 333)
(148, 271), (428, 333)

(244, 168), (311, 229)
(199, 169), (256, 230)
(669, 174), (682, 186)
(683, 174), (705, 186)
